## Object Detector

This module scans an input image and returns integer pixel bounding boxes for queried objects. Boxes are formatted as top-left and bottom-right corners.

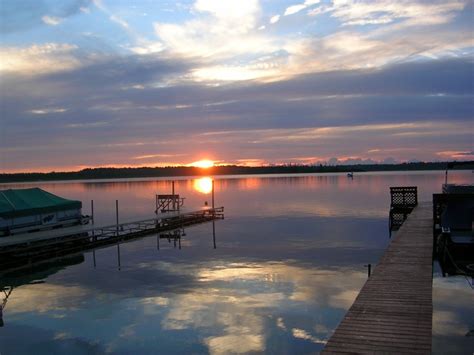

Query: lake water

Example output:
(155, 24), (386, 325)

(0, 171), (473, 354)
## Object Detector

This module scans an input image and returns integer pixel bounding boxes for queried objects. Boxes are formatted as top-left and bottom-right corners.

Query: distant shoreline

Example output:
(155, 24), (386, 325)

(1, 161), (472, 184)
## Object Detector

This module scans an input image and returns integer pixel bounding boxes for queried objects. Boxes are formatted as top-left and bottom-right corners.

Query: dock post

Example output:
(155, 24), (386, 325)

(116, 199), (121, 270)
(91, 200), (94, 225)
(90, 200), (95, 265)
(91, 200), (96, 242)
(117, 243), (121, 270)
(212, 179), (215, 215)
(212, 220), (216, 249)
(364, 263), (372, 277)
(172, 181), (175, 210)
(115, 200), (119, 237)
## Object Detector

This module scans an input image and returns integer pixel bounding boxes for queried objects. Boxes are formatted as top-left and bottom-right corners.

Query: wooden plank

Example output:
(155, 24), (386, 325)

(322, 202), (433, 354)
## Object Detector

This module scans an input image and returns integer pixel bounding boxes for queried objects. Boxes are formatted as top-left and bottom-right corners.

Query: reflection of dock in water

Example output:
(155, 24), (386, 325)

(0, 254), (85, 327)
(0, 218), (220, 326)
(155, 219), (218, 251)
(0, 208), (223, 271)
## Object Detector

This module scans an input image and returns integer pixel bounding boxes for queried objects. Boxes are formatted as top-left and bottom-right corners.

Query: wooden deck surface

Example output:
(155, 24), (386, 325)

(322, 202), (433, 354)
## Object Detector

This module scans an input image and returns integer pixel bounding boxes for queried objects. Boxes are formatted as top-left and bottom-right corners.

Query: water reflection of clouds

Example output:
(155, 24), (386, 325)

(156, 261), (366, 353)
(262, 200), (387, 218)
(0, 323), (105, 354)
(5, 259), (366, 354)
(432, 276), (474, 353)
(8, 284), (88, 315)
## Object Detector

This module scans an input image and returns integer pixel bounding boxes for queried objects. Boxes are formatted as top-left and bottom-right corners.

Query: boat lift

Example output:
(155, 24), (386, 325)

(155, 181), (185, 213)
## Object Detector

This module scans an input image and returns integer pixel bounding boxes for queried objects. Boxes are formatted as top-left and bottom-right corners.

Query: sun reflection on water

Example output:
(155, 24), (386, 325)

(193, 177), (213, 194)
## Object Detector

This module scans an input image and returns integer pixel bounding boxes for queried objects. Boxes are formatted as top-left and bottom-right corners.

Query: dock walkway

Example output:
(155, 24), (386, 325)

(322, 202), (433, 354)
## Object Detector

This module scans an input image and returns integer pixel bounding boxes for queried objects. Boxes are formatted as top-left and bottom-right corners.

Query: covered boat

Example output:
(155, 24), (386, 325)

(434, 162), (474, 277)
(0, 188), (88, 236)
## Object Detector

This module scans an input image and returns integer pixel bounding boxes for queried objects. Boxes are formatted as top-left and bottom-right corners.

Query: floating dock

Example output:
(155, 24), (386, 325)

(0, 207), (224, 270)
(322, 202), (433, 354)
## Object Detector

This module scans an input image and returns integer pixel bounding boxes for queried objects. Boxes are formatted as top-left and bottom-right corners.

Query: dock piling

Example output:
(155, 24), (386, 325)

(364, 263), (371, 277)
(115, 200), (119, 237)
(212, 179), (215, 216)
(172, 181), (175, 210)
(212, 220), (216, 249)
(91, 200), (94, 225)
(117, 243), (121, 270)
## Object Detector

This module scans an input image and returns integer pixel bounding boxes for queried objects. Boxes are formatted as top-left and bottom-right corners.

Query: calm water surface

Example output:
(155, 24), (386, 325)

(0, 171), (473, 354)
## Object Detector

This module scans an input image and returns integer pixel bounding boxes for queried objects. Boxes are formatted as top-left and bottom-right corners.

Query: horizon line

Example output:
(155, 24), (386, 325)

(2, 160), (473, 176)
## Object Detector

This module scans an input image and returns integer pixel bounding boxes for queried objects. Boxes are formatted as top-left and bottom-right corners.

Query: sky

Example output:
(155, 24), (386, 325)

(0, 0), (473, 172)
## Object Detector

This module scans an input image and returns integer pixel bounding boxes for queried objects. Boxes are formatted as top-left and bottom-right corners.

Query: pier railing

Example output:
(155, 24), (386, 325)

(389, 186), (418, 231)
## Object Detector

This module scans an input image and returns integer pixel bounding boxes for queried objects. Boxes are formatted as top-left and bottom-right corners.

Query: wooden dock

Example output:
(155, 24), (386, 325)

(0, 207), (224, 270)
(322, 202), (433, 354)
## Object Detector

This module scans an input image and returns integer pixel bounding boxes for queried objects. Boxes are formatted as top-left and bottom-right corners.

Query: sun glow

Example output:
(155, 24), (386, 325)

(194, 177), (213, 194)
(191, 159), (214, 168)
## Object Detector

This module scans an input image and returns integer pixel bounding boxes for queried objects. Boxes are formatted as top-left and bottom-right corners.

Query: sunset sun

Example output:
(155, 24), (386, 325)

(191, 160), (214, 169)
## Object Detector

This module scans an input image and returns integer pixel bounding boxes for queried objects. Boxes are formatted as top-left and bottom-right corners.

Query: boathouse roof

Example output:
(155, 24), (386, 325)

(0, 188), (81, 218)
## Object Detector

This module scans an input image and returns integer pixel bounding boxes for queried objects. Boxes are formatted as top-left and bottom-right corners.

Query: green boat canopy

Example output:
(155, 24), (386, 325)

(0, 188), (82, 219)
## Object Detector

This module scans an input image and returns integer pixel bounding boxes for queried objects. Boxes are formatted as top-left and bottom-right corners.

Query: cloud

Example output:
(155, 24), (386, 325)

(309, 0), (467, 28)
(66, 121), (108, 128)
(436, 150), (474, 159)
(154, 0), (266, 60)
(285, 5), (307, 16)
(270, 14), (280, 24)
(150, 1), (471, 82)
(109, 14), (129, 29)
(128, 42), (164, 55)
(1, 54), (472, 171)
(284, 0), (320, 16)
(0, 43), (81, 75)
(133, 154), (184, 160)
(42, 15), (63, 26)
(29, 108), (68, 115)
